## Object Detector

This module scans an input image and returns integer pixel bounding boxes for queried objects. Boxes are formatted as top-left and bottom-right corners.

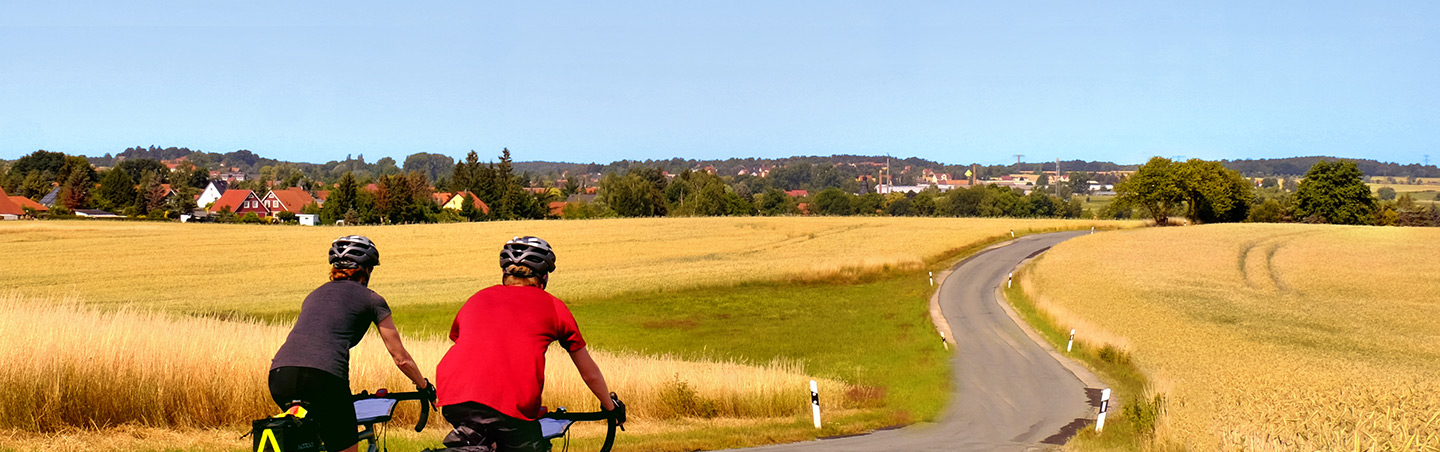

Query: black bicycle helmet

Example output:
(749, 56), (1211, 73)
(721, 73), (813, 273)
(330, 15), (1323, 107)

(499, 236), (556, 275)
(330, 235), (380, 269)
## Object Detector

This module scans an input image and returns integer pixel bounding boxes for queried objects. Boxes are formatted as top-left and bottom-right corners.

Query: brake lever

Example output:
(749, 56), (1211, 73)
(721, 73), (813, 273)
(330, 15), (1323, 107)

(415, 398), (431, 432)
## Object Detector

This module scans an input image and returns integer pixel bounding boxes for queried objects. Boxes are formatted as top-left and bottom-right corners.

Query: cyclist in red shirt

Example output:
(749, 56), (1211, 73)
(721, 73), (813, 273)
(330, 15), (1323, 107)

(436, 236), (619, 451)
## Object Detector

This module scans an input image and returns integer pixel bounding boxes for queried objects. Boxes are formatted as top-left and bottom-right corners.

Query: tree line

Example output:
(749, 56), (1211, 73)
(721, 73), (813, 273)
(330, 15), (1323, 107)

(557, 165), (1085, 220)
(1112, 157), (1439, 227)
(10, 146), (1436, 226)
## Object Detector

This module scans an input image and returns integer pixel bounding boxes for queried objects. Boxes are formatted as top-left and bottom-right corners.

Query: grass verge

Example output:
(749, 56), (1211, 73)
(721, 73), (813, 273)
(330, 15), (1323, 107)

(1003, 265), (1180, 452)
(389, 271), (948, 451)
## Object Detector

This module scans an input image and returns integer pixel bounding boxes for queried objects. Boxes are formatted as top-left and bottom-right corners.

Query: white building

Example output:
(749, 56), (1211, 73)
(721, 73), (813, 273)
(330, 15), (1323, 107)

(197, 180), (228, 209)
(876, 184), (961, 195)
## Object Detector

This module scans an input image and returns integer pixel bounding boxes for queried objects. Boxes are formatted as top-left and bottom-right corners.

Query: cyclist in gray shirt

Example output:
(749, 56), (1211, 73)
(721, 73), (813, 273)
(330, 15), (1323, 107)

(269, 235), (435, 452)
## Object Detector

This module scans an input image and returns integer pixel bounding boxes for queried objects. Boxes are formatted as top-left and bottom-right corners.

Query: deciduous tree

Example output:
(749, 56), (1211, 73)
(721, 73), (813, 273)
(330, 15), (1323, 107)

(1294, 160), (1375, 225)
(812, 188), (854, 215)
(1115, 157), (1183, 225)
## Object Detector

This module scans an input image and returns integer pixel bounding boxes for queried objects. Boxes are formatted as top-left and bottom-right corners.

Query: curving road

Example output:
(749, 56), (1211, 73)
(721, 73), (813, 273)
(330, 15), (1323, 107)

(734, 231), (1100, 451)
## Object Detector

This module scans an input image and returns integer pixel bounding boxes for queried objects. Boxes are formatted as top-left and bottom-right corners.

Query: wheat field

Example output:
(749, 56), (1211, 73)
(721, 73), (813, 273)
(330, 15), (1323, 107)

(0, 217), (1129, 315)
(1023, 223), (1440, 451)
(0, 216), (1130, 450)
(0, 292), (855, 432)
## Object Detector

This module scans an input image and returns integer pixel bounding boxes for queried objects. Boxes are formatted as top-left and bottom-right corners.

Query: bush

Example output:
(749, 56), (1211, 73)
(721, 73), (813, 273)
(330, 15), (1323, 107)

(276, 211), (298, 224)
(657, 376), (718, 419)
(1097, 344), (1132, 366)
(433, 210), (467, 223)
(1123, 394), (1166, 437)
(1247, 199), (1286, 223)
(239, 212), (262, 224)
(1378, 187), (1397, 201)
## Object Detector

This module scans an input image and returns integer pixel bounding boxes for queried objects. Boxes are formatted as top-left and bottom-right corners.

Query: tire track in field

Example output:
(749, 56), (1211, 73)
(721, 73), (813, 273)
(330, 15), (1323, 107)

(1238, 231), (1315, 293)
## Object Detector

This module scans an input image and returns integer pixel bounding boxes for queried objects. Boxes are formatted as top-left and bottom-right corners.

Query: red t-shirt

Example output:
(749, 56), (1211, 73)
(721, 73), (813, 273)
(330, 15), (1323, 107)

(436, 285), (587, 420)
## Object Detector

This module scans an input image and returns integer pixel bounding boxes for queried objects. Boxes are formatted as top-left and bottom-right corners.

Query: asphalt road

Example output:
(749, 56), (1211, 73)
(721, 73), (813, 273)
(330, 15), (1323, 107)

(733, 231), (1100, 452)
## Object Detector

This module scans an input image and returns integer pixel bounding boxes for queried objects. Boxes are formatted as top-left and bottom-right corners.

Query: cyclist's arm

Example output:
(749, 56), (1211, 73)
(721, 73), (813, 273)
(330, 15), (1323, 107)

(377, 316), (429, 389)
(568, 347), (616, 412)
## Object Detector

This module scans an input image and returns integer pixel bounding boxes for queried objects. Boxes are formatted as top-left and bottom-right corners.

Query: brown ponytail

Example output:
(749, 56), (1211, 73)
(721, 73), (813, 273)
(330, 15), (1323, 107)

(330, 267), (372, 285)
(502, 265), (545, 288)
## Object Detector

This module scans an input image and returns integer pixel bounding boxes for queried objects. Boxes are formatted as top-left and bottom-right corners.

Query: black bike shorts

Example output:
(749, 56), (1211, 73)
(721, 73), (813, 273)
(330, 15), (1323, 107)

(441, 402), (549, 452)
(268, 366), (359, 451)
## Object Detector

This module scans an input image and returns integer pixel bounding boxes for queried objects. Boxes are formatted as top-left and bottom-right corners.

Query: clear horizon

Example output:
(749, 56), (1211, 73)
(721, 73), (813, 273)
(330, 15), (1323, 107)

(3, 1), (1437, 166)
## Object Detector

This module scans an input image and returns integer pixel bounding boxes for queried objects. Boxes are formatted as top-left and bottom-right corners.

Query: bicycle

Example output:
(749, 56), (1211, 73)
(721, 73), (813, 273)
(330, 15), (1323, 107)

(254, 390), (624, 452)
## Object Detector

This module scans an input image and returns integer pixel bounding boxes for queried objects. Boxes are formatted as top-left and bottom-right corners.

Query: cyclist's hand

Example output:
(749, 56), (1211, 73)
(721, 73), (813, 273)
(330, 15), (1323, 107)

(419, 379), (437, 404)
(607, 393), (627, 427)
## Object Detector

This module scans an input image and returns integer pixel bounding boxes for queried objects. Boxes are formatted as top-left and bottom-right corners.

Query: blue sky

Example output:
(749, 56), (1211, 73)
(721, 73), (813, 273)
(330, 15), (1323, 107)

(2, 1), (1436, 166)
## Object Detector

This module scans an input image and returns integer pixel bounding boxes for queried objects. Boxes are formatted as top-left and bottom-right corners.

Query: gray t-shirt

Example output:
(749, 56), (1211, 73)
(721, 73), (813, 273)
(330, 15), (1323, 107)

(270, 280), (392, 381)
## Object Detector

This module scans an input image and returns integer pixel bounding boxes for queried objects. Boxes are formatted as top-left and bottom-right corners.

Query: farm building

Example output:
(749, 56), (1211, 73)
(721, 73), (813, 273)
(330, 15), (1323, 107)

(8, 196), (48, 214)
(0, 187), (24, 220)
(441, 191), (490, 214)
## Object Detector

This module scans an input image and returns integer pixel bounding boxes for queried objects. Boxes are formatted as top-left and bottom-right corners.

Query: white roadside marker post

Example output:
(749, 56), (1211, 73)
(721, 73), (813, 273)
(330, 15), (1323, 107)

(1010, 229), (1015, 237)
(1067, 329), (1075, 353)
(1008, 272), (1013, 289)
(940, 331), (948, 350)
(810, 380), (822, 428)
(1091, 227), (1095, 234)
(929, 271), (933, 287)
(1096, 388), (1111, 432)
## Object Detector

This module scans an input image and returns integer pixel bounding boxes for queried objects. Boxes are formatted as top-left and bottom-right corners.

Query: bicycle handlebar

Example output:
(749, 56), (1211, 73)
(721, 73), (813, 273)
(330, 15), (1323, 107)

(353, 389), (434, 432)
(539, 393), (625, 452)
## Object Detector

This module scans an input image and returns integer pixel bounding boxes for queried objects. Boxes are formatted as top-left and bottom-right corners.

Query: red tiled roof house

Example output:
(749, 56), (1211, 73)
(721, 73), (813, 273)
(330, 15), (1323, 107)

(207, 189), (269, 216)
(261, 188), (317, 215)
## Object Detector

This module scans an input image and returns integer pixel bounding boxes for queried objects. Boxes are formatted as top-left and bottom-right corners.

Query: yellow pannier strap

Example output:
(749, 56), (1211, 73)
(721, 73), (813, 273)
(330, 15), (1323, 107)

(275, 405), (308, 419)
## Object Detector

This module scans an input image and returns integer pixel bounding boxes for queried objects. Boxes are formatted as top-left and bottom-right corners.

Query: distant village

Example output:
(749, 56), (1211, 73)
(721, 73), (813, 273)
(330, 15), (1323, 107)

(0, 148), (1140, 221)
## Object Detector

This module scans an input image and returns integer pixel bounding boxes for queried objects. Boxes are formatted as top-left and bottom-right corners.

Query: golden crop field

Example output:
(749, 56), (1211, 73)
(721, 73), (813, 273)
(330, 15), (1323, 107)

(1022, 224), (1440, 451)
(0, 217), (1130, 316)
(0, 216), (1133, 450)
(1368, 183), (1440, 204)
(0, 293), (854, 440)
